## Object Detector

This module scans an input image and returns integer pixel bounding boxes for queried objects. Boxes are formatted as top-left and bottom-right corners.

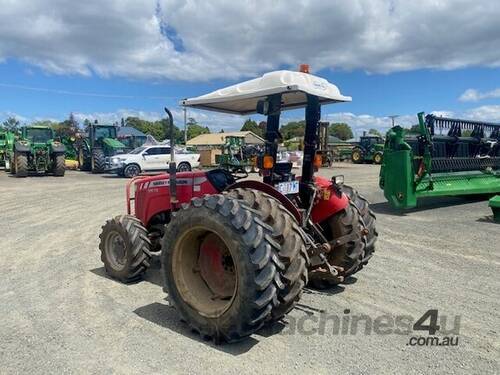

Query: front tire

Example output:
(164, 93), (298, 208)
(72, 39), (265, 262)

(15, 152), (28, 177)
(53, 154), (65, 176)
(99, 215), (152, 283)
(176, 162), (191, 172)
(123, 164), (141, 178)
(91, 148), (106, 173)
(373, 152), (383, 165)
(161, 194), (282, 343)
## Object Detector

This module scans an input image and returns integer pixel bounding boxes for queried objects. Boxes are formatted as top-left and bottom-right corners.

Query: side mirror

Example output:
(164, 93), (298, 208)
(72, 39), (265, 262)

(256, 99), (269, 115)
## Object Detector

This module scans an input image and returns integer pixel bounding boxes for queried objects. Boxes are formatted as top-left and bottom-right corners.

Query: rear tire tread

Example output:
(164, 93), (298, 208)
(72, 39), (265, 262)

(227, 188), (308, 322)
(162, 194), (282, 343)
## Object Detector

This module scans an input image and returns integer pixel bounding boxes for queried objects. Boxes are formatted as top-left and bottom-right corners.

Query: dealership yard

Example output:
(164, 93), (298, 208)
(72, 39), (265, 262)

(0, 163), (498, 374)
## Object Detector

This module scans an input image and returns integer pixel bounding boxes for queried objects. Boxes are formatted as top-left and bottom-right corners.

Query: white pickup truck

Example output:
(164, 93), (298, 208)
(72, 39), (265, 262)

(108, 145), (200, 178)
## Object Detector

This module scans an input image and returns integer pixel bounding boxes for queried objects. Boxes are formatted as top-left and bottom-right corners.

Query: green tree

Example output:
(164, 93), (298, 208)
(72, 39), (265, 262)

(329, 123), (353, 140)
(241, 118), (263, 137)
(406, 124), (421, 134)
(281, 120), (305, 140)
(126, 116), (184, 143)
(1, 116), (20, 131)
(368, 128), (382, 137)
(52, 113), (79, 139)
(186, 117), (210, 140)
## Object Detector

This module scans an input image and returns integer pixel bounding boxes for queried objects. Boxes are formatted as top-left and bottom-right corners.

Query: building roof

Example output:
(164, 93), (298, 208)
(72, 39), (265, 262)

(328, 136), (346, 144)
(117, 126), (146, 137)
(187, 131), (264, 146)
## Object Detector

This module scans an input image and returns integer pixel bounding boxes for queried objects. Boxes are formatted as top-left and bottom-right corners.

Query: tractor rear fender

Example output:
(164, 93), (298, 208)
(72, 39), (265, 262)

(226, 177), (349, 224)
(129, 171), (220, 227)
(226, 180), (302, 223)
(14, 142), (30, 153)
(50, 143), (66, 153)
(310, 175), (349, 223)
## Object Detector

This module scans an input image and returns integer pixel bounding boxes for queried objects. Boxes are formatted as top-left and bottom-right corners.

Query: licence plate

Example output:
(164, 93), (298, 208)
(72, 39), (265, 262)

(276, 181), (299, 195)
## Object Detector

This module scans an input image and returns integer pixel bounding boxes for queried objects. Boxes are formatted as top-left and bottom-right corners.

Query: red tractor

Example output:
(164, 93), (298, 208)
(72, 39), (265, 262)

(99, 67), (377, 343)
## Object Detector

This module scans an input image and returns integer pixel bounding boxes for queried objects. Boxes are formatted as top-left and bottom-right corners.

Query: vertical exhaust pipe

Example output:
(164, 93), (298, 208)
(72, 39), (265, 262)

(164, 107), (177, 204)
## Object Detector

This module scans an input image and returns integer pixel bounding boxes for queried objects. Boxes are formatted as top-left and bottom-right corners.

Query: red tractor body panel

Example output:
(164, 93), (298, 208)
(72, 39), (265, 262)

(310, 175), (349, 223)
(130, 171), (219, 227)
(128, 171), (348, 229)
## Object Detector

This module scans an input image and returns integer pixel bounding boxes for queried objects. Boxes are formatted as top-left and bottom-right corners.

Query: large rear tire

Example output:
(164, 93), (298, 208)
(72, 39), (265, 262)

(351, 148), (364, 164)
(99, 215), (152, 283)
(78, 147), (91, 171)
(15, 152), (28, 178)
(53, 154), (65, 176)
(309, 200), (366, 289)
(92, 148), (106, 174)
(161, 194), (282, 343)
(227, 188), (308, 322)
(342, 185), (377, 266)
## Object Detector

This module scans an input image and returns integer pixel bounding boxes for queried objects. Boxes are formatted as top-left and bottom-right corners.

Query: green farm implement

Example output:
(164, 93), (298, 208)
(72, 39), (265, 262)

(490, 196), (500, 222)
(75, 123), (126, 173)
(11, 126), (66, 177)
(0, 130), (15, 171)
(380, 112), (500, 209)
(351, 134), (384, 164)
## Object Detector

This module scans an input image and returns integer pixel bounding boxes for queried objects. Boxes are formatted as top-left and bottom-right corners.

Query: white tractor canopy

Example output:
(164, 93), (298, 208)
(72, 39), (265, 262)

(181, 70), (352, 115)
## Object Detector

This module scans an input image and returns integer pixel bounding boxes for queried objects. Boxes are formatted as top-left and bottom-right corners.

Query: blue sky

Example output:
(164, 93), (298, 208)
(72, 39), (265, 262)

(0, 1), (499, 136)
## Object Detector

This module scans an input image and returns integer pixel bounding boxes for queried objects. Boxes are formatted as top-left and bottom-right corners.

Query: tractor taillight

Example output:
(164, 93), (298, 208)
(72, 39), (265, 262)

(263, 155), (274, 169)
(314, 154), (322, 168)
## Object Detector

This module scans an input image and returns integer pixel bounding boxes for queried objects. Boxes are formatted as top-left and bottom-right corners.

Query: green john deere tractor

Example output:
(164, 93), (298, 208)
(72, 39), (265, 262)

(11, 126), (66, 177)
(75, 123), (126, 173)
(0, 130), (15, 171)
(380, 112), (500, 209)
(351, 134), (384, 164)
(216, 136), (253, 173)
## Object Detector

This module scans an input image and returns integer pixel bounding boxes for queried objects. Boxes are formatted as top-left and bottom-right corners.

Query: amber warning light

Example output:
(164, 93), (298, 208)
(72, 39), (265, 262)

(299, 64), (310, 73)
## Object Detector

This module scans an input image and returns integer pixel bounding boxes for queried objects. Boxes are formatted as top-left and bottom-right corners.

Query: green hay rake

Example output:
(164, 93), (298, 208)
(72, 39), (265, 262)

(380, 112), (500, 209)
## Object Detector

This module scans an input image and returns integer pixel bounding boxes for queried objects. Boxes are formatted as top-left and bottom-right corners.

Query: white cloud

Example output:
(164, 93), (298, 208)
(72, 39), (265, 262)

(0, 111), (29, 124)
(3, 104), (500, 137)
(324, 112), (416, 137)
(464, 105), (500, 122)
(459, 88), (500, 102)
(0, 1), (499, 81)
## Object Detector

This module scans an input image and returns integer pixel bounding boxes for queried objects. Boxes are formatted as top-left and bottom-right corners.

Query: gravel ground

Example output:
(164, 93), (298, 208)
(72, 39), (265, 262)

(0, 164), (498, 374)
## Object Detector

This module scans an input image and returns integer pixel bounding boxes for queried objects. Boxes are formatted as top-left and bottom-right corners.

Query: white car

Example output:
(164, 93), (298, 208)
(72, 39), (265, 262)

(108, 145), (200, 178)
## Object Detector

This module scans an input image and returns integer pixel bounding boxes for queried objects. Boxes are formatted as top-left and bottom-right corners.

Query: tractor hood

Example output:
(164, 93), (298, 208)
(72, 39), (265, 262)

(103, 137), (126, 149)
(181, 70), (351, 115)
